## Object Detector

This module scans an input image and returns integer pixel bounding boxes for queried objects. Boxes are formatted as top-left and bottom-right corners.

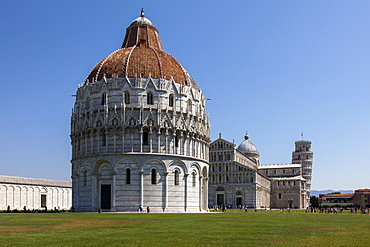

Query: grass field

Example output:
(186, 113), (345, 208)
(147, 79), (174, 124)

(0, 210), (369, 246)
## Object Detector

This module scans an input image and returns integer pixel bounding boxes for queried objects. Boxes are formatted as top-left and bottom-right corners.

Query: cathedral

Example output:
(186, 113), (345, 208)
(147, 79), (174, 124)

(208, 133), (313, 209)
(70, 10), (210, 212)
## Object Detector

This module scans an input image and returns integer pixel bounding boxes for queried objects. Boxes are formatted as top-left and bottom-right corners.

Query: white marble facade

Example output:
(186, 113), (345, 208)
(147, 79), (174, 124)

(260, 140), (313, 208)
(208, 134), (271, 208)
(71, 12), (210, 212)
(209, 134), (313, 209)
(0, 175), (71, 211)
(71, 79), (210, 214)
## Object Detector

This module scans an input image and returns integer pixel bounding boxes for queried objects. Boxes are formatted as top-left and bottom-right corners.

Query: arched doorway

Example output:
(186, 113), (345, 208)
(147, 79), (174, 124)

(288, 198), (294, 208)
(216, 186), (225, 206)
(236, 191), (243, 206)
(100, 184), (111, 209)
(98, 163), (113, 210)
(202, 167), (208, 211)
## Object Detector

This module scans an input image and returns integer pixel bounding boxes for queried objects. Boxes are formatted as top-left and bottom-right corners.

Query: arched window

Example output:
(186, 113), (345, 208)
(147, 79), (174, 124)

(126, 168), (131, 184)
(151, 169), (157, 184)
(83, 170), (87, 186)
(101, 134), (106, 146)
(86, 97), (90, 110)
(101, 92), (107, 105)
(193, 172), (197, 187)
(187, 99), (192, 112)
(174, 170), (179, 185)
(124, 91), (130, 104)
(143, 130), (149, 145)
(175, 134), (179, 148)
(112, 119), (118, 126)
(147, 92), (154, 105)
(169, 94), (174, 107)
(279, 193), (282, 199)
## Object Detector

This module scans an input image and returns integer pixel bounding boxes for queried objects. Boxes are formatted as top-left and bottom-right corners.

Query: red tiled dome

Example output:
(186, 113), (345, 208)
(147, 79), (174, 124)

(86, 11), (196, 89)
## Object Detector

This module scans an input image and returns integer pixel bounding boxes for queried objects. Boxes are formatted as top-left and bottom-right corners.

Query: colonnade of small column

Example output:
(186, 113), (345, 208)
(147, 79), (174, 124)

(209, 172), (254, 185)
(72, 128), (209, 161)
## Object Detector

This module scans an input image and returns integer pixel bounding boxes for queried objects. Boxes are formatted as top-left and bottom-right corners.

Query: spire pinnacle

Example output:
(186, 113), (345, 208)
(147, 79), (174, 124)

(140, 8), (145, 17)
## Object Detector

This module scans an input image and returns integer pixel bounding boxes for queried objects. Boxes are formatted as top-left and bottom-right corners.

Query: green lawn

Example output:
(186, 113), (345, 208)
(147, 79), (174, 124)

(0, 210), (369, 246)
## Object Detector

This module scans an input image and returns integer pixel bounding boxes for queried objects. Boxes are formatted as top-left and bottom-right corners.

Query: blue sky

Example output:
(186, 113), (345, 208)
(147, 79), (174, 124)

(1, 1), (369, 190)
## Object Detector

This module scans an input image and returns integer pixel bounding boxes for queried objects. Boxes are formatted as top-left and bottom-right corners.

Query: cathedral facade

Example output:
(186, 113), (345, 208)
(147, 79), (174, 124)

(208, 134), (313, 209)
(71, 11), (210, 212)
(208, 134), (270, 208)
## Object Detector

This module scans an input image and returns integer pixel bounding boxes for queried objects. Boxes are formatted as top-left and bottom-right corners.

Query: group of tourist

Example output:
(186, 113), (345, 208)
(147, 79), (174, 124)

(138, 205), (150, 213)
(211, 205), (269, 212)
(209, 205), (370, 214)
(306, 207), (369, 214)
(2, 205), (67, 213)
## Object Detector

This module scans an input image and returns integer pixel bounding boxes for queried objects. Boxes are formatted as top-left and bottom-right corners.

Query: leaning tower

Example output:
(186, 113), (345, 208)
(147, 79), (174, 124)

(70, 10), (210, 212)
(291, 140), (313, 204)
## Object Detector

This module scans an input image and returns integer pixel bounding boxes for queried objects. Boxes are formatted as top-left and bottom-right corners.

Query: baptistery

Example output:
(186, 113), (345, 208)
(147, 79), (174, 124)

(71, 10), (210, 212)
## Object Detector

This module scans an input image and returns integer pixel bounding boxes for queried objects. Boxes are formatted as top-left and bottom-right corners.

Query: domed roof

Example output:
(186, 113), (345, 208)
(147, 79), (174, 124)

(129, 9), (153, 26)
(130, 16), (153, 27)
(86, 10), (197, 89)
(237, 133), (258, 154)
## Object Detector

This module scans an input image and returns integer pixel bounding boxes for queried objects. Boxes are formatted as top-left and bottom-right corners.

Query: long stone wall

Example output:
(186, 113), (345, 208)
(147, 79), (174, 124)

(0, 176), (71, 211)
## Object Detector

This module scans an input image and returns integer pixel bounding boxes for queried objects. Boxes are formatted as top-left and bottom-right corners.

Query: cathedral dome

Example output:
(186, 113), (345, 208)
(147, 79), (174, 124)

(237, 133), (259, 154)
(86, 10), (197, 89)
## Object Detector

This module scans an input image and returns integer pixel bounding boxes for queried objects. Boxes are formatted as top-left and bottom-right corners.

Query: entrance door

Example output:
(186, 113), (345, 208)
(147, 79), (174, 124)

(236, 197), (242, 206)
(288, 199), (294, 209)
(101, 184), (111, 209)
(217, 194), (224, 205)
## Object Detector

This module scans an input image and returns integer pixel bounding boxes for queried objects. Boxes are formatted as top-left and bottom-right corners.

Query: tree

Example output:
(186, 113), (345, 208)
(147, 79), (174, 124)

(310, 196), (319, 208)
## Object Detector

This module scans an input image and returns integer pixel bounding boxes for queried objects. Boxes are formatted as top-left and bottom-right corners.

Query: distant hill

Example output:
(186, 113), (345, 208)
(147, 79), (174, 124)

(310, 190), (354, 197)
